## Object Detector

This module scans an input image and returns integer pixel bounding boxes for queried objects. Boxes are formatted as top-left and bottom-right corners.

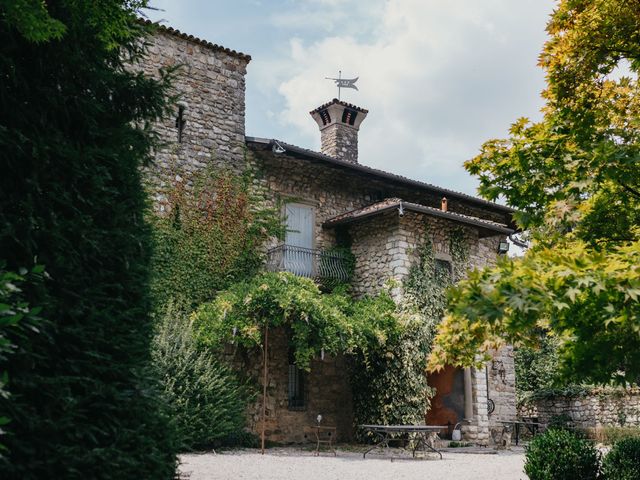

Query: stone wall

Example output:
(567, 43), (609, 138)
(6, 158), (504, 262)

(487, 346), (517, 422)
(225, 327), (354, 443)
(137, 29), (249, 210)
(349, 211), (404, 297)
(520, 387), (640, 429)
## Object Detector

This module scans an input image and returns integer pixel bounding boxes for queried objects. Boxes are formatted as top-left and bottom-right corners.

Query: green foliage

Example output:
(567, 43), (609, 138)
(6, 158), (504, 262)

(0, 2), (178, 478)
(430, 0), (640, 384)
(602, 437), (640, 480)
(193, 272), (405, 371)
(149, 166), (283, 308)
(151, 302), (251, 451)
(449, 228), (470, 282)
(349, 311), (435, 431)
(0, 265), (45, 453)
(521, 386), (591, 405)
(515, 335), (562, 399)
(0, 0), (66, 42)
(525, 429), (601, 480)
(403, 233), (451, 320)
(429, 241), (640, 384)
(192, 271), (433, 428)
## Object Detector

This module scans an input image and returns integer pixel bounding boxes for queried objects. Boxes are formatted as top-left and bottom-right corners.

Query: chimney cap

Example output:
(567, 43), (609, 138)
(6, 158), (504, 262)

(310, 98), (369, 115)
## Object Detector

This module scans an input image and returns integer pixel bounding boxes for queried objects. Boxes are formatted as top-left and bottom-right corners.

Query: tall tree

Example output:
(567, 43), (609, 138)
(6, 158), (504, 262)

(0, 1), (177, 478)
(428, 0), (640, 385)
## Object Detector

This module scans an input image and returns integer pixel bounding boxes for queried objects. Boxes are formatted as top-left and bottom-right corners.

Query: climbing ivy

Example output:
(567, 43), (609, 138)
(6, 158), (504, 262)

(349, 305), (436, 430)
(450, 228), (470, 282)
(351, 225), (470, 432)
(148, 165), (284, 308)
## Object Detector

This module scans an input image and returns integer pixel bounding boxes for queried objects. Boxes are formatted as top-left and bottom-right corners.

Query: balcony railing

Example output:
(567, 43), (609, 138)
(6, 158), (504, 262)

(266, 245), (351, 284)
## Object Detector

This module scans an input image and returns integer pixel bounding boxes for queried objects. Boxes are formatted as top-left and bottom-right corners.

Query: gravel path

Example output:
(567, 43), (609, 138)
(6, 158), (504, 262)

(179, 447), (528, 480)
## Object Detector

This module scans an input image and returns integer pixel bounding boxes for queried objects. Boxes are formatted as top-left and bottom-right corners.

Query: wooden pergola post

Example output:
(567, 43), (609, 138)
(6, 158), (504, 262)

(261, 324), (268, 454)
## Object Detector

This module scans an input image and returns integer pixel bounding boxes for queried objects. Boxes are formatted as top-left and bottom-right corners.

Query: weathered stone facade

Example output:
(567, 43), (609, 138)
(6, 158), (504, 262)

(487, 346), (517, 422)
(140, 25), (518, 445)
(137, 28), (249, 210)
(225, 327), (354, 443)
(520, 387), (640, 430)
(318, 122), (359, 163)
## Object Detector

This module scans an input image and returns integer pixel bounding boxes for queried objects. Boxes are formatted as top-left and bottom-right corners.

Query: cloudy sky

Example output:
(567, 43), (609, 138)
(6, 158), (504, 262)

(146, 0), (556, 196)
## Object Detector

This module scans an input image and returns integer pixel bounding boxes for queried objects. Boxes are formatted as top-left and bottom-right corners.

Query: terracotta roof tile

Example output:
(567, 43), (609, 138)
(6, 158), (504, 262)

(310, 98), (369, 115)
(139, 19), (251, 62)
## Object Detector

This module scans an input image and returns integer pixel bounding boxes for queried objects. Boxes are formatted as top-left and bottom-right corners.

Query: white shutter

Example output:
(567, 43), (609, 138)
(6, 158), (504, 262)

(284, 204), (314, 276)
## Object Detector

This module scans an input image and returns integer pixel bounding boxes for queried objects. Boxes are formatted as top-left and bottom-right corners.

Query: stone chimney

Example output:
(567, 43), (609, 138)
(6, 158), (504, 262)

(310, 99), (368, 164)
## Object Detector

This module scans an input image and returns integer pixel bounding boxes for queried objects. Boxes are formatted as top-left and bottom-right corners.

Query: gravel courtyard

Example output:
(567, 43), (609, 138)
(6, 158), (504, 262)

(179, 447), (528, 480)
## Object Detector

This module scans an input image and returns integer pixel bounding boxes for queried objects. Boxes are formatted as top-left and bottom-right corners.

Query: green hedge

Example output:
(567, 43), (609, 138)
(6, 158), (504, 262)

(0, 2), (177, 478)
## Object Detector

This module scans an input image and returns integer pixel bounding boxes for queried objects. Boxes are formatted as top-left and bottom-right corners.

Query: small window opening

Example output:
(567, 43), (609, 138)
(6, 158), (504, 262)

(288, 347), (306, 410)
(176, 105), (187, 143)
(320, 108), (331, 125)
(341, 108), (358, 126)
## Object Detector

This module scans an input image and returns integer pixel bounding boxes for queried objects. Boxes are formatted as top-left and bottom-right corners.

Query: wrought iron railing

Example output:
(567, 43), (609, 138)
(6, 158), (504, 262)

(266, 245), (351, 284)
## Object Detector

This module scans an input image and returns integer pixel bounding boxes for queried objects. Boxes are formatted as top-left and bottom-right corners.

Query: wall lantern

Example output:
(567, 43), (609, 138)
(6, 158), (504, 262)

(498, 241), (510, 255)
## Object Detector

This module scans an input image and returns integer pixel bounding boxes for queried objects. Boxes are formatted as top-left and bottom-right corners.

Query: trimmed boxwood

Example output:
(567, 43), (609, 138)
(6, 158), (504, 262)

(524, 428), (600, 480)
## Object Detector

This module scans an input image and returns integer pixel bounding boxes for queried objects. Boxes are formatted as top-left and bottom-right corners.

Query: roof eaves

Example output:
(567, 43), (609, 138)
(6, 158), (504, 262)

(322, 199), (514, 237)
(139, 19), (251, 62)
(245, 137), (515, 215)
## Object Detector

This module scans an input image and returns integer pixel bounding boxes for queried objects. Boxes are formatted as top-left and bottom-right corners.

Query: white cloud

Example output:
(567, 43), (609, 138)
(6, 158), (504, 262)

(264, 0), (554, 195)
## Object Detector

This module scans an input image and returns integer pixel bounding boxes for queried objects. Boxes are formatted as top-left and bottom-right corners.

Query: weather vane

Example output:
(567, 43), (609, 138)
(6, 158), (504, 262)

(325, 70), (359, 100)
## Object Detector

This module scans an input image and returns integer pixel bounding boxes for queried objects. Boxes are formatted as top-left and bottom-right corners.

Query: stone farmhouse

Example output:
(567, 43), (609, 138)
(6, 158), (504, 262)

(139, 21), (517, 445)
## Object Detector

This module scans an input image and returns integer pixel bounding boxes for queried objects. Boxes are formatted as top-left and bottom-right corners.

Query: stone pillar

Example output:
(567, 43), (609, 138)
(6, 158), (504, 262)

(461, 363), (490, 445)
(464, 367), (473, 420)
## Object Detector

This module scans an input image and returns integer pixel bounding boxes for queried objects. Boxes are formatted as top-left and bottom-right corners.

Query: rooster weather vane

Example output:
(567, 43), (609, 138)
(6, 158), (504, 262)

(325, 70), (359, 100)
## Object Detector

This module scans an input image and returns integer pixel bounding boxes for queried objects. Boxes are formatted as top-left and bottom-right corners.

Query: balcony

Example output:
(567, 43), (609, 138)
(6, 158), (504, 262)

(266, 244), (351, 285)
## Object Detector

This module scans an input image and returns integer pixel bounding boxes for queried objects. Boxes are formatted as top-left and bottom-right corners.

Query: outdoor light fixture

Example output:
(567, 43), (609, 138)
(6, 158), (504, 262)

(272, 140), (286, 154)
(498, 241), (510, 255)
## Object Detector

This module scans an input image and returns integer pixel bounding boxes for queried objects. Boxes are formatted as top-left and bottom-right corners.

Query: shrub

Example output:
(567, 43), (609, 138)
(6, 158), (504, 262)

(601, 437), (640, 480)
(152, 302), (251, 450)
(524, 428), (601, 480)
